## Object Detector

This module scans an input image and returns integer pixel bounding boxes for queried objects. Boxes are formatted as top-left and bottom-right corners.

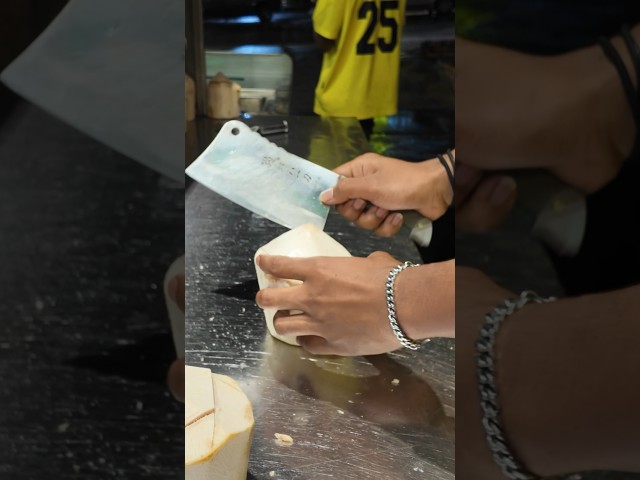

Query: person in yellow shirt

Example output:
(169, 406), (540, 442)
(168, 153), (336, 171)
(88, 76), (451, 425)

(312, 0), (406, 139)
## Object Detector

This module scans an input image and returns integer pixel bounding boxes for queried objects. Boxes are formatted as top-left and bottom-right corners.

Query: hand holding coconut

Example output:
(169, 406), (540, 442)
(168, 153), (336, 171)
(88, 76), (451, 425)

(256, 245), (454, 356)
(257, 251), (399, 355)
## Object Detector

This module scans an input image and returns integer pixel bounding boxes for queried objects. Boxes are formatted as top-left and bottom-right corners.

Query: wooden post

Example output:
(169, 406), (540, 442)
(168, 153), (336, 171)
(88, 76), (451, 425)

(185, 0), (207, 116)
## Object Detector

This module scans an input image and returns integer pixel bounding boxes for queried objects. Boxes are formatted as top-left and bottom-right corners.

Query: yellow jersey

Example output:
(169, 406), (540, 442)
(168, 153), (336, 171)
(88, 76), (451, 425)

(313, 0), (406, 120)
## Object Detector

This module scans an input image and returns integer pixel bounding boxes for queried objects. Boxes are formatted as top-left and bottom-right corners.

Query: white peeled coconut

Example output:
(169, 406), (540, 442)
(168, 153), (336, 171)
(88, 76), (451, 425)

(254, 223), (351, 346)
(185, 365), (254, 480)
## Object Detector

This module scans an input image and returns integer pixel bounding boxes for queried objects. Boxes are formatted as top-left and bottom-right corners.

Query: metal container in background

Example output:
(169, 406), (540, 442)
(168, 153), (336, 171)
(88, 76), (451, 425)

(275, 83), (290, 114)
(239, 88), (275, 113)
(205, 50), (292, 115)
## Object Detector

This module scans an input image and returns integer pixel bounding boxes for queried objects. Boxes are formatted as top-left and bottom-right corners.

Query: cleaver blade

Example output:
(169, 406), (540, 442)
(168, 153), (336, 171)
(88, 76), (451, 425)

(0, 0), (184, 183)
(186, 120), (338, 230)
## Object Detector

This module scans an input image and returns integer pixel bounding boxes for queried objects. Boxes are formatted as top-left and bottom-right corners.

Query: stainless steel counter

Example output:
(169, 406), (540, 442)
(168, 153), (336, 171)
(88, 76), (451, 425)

(185, 115), (455, 480)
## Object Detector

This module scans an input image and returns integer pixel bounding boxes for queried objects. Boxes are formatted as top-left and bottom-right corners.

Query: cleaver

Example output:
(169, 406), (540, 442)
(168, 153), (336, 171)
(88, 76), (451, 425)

(0, 0), (184, 183)
(186, 120), (433, 245)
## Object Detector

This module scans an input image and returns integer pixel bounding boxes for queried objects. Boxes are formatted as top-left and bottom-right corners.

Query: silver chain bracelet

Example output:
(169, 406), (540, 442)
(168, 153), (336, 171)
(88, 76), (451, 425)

(385, 261), (423, 350)
(476, 290), (556, 480)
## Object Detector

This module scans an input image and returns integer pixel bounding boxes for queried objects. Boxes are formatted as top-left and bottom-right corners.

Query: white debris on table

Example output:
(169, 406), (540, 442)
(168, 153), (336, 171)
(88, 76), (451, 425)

(274, 433), (294, 446)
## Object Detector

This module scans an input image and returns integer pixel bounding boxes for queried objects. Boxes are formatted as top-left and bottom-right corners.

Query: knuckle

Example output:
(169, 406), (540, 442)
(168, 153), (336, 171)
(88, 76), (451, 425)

(298, 290), (314, 312)
(375, 228), (395, 238)
(268, 255), (283, 274)
(256, 289), (271, 307)
(339, 206), (360, 221)
(313, 260), (334, 282)
(306, 256), (321, 274)
(358, 215), (381, 230)
(360, 152), (378, 162)
(355, 220), (375, 231)
(272, 315), (287, 334)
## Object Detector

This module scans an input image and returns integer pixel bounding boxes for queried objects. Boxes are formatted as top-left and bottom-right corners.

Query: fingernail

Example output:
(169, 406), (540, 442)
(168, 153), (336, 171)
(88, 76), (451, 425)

(489, 177), (517, 206)
(353, 198), (365, 210)
(319, 188), (333, 203)
(256, 254), (262, 267)
(391, 213), (403, 226)
(375, 207), (387, 219)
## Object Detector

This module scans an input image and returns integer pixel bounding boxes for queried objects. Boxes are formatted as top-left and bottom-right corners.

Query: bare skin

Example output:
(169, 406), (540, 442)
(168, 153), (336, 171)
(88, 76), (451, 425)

(455, 25), (638, 234)
(255, 253), (454, 356)
(320, 152), (454, 237)
(456, 267), (640, 479)
(456, 26), (636, 195)
(455, 163), (517, 233)
(456, 25), (640, 478)
(254, 149), (456, 356)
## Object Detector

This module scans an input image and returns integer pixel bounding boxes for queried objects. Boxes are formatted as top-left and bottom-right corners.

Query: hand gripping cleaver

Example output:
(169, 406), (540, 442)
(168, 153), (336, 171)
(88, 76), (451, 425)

(186, 120), (433, 246)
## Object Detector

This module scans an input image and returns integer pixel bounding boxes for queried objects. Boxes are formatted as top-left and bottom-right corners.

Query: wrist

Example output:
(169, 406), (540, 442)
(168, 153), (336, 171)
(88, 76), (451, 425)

(416, 158), (453, 219)
(394, 260), (455, 340)
(586, 24), (638, 167)
(602, 25), (637, 163)
(476, 292), (557, 479)
(481, 299), (549, 478)
(543, 31), (636, 192)
(494, 288), (640, 476)
(495, 299), (582, 477)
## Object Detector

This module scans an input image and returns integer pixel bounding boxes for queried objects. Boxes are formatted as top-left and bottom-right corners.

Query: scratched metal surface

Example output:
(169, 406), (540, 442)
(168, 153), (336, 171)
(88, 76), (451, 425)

(185, 116), (455, 480)
(0, 102), (184, 479)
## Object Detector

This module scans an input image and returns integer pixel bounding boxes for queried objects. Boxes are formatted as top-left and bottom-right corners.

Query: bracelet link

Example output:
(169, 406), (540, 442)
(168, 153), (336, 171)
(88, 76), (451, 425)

(385, 261), (422, 350)
(476, 290), (556, 480)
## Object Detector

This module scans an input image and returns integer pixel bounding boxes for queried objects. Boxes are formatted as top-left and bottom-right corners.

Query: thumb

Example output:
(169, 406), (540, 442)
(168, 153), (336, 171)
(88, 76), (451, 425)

(320, 176), (374, 205)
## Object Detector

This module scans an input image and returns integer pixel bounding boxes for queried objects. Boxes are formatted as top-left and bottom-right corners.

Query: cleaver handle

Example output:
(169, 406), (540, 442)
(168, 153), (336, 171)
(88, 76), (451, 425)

(334, 176), (433, 247)
(401, 211), (433, 248)
(355, 198), (433, 247)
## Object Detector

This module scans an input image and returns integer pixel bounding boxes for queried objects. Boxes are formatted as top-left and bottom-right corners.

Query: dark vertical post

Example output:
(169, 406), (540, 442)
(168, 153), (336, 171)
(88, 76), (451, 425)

(186, 0), (207, 116)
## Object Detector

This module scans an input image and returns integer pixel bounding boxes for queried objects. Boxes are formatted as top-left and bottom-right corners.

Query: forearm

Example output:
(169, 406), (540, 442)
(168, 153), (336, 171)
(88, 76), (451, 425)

(498, 284), (640, 476)
(547, 24), (637, 180)
(395, 259), (455, 339)
(414, 157), (453, 219)
(602, 23), (638, 162)
(456, 25), (637, 192)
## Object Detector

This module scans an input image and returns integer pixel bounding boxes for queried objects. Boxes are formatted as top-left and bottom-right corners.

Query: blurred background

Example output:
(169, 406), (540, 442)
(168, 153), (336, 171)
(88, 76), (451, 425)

(194, 0), (454, 160)
(1, 2), (184, 478)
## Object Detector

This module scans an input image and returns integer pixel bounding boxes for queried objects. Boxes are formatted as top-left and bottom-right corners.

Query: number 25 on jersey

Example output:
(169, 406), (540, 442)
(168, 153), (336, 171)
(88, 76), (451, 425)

(357, 0), (399, 55)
